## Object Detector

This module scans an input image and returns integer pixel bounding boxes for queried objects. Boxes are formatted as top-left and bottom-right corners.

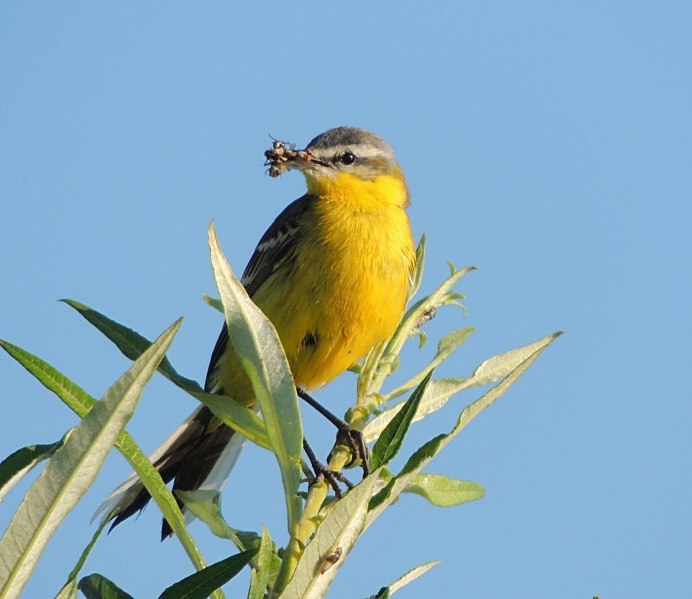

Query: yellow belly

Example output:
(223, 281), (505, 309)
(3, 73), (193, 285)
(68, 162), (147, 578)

(258, 196), (414, 389)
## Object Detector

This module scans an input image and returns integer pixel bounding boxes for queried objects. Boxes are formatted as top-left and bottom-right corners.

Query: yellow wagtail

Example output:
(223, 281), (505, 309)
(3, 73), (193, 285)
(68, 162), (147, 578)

(100, 126), (416, 536)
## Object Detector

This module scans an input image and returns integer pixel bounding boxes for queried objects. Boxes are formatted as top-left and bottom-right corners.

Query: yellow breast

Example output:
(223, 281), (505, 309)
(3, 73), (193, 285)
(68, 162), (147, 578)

(261, 171), (416, 389)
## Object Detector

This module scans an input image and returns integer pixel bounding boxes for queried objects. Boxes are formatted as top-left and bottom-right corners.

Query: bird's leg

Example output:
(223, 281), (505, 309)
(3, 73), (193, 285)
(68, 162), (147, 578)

(297, 388), (370, 477)
(302, 437), (353, 497)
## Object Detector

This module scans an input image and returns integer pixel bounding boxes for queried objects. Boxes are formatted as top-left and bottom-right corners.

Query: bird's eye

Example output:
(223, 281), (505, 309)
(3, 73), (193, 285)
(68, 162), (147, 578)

(339, 151), (356, 166)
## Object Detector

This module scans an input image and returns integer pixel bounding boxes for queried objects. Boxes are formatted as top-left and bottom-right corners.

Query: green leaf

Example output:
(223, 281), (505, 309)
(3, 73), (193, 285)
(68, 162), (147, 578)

(0, 434), (69, 502)
(248, 527), (274, 599)
(61, 299), (203, 393)
(403, 474), (484, 507)
(1, 337), (214, 581)
(208, 222), (303, 533)
(368, 560), (441, 597)
(0, 339), (97, 418)
(279, 472), (380, 599)
(364, 332), (562, 443)
(388, 560), (441, 595)
(0, 320), (181, 599)
(468, 332), (564, 386)
(368, 433), (446, 514)
(356, 339), (389, 405)
(385, 265), (476, 365)
(177, 489), (236, 541)
(54, 579), (78, 599)
(370, 370), (433, 469)
(78, 573), (135, 599)
(178, 490), (281, 593)
(158, 549), (257, 599)
(366, 331), (562, 528)
(203, 295), (224, 313)
(406, 234), (426, 303)
(191, 391), (271, 451)
(383, 327), (474, 402)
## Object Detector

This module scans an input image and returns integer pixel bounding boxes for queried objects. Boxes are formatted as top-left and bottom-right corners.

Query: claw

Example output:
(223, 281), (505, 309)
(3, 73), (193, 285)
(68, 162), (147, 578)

(303, 438), (354, 497)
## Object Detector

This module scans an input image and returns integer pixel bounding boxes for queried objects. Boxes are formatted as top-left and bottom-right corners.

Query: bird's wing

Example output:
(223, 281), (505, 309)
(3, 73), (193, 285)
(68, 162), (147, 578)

(204, 194), (312, 392)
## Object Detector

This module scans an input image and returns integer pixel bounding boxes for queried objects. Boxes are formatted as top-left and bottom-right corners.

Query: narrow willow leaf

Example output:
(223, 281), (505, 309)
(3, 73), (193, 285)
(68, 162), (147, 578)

(177, 489), (269, 556)
(406, 235), (426, 303)
(368, 433), (445, 515)
(403, 474), (485, 507)
(279, 472), (380, 599)
(0, 320), (180, 599)
(0, 339), (97, 418)
(383, 327), (474, 402)
(365, 378), (470, 443)
(366, 331), (561, 529)
(356, 340), (389, 404)
(469, 332), (564, 386)
(78, 573), (135, 599)
(248, 527), (273, 599)
(191, 391), (270, 450)
(0, 434), (69, 502)
(388, 560), (441, 594)
(365, 332), (562, 443)
(177, 489), (235, 541)
(385, 265), (475, 360)
(61, 299), (203, 393)
(158, 549), (257, 599)
(178, 488), (281, 589)
(436, 327), (474, 361)
(370, 371), (433, 470)
(209, 223), (302, 533)
(411, 327), (428, 349)
(202, 295), (224, 313)
(54, 578), (78, 599)
(0, 339), (211, 579)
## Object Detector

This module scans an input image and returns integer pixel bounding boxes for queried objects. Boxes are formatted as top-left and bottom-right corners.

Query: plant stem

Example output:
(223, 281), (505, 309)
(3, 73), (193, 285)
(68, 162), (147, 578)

(272, 446), (351, 595)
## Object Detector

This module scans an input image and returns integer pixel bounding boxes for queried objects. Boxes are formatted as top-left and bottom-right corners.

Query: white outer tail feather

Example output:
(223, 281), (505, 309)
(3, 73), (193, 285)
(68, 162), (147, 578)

(93, 406), (249, 526)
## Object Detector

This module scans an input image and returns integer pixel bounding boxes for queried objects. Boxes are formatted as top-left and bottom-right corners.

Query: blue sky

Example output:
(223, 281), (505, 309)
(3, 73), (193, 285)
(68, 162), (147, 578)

(1, 3), (690, 598)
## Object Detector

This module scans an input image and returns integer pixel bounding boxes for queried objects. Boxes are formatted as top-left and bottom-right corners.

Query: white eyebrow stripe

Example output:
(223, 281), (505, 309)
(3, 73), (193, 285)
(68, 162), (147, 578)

(311, 143), (394, 161)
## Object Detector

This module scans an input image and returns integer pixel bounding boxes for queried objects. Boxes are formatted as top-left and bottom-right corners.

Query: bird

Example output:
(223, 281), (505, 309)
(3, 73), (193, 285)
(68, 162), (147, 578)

(99, 126), (416, 538)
